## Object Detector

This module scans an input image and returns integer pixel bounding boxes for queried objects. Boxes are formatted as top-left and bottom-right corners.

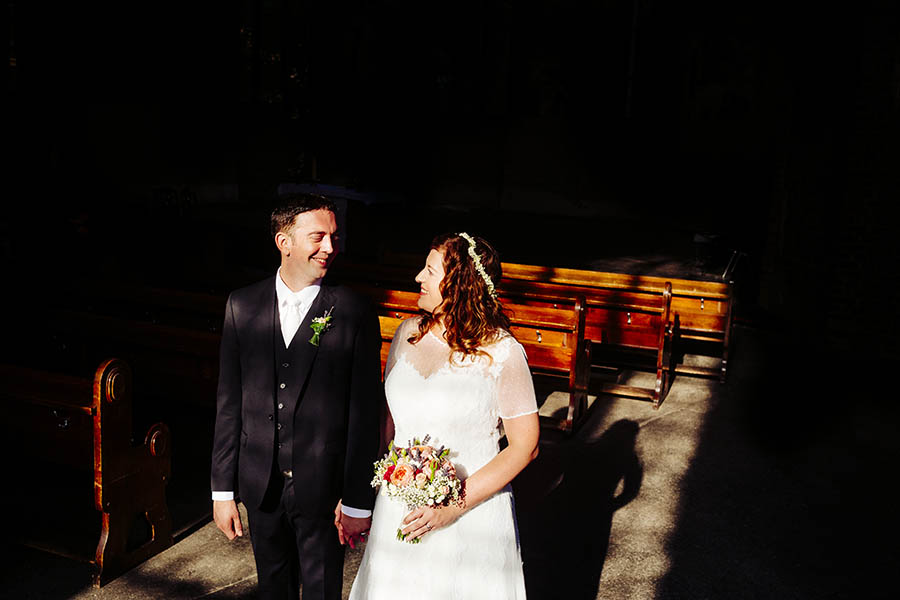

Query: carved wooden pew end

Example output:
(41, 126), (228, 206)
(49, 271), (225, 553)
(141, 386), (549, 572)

(0, 359), (174, 588)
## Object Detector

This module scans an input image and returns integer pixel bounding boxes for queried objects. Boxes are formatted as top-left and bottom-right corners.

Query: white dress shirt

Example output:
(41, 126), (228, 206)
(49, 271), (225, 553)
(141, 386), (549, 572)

(213, 269), (371, 519)
(275, 269), (321, 346)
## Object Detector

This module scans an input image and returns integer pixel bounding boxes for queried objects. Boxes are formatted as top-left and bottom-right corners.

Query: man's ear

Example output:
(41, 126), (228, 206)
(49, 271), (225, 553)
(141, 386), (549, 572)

(275, 231), (292, 256)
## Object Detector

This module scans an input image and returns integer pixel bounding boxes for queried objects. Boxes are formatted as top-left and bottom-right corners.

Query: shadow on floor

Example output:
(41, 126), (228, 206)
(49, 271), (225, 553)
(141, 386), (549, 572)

(515, 414), (643, 600)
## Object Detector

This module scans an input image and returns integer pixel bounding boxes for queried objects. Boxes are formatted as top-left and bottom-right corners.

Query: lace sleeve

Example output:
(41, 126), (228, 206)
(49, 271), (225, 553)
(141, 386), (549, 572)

(497, 339), (539, 419)
(384, 317), (417, 379)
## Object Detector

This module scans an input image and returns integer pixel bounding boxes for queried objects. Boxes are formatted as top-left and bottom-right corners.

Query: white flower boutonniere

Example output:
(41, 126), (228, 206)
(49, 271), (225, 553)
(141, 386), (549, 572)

(309, 306), (334, 346)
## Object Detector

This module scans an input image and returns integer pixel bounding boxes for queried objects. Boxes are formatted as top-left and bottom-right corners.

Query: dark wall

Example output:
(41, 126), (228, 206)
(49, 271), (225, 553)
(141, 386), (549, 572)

(6, 0), (899, 358)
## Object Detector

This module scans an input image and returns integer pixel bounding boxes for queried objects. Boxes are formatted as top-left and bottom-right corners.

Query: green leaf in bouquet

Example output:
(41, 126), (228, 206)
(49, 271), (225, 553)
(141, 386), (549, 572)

(396, 528), (421, 544)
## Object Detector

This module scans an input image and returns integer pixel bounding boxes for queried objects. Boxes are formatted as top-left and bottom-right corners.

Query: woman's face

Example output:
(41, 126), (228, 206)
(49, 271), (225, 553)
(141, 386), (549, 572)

(414, 249), (445, 314)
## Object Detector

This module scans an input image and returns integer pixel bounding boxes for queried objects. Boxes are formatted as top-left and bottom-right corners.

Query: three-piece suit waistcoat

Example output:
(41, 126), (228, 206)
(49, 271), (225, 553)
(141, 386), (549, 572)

(273, 309), (309, 477)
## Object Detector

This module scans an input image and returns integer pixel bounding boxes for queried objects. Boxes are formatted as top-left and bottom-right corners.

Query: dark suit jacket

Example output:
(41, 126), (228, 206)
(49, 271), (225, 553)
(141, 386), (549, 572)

(211, 276), (382, 516)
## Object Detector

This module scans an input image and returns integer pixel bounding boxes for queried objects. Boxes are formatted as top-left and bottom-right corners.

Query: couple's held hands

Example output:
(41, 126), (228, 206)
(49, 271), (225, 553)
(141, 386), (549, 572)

(215, 498), (371, 547)
(334, 501), (371, 549)
(400, 503), (464, 541)
(214, 500), (244, 540)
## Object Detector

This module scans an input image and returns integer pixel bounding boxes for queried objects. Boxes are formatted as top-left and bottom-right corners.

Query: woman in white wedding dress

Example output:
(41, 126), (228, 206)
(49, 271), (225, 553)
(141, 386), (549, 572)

(347, 232), (540, 600)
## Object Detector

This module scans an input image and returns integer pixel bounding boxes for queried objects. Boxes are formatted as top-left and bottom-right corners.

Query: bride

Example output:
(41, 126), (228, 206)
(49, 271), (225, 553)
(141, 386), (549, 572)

(346, 232), (539, 599)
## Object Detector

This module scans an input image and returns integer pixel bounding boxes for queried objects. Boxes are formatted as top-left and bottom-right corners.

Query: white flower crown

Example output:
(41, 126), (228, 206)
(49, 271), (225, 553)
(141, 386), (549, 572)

(458, 232), (498, 299)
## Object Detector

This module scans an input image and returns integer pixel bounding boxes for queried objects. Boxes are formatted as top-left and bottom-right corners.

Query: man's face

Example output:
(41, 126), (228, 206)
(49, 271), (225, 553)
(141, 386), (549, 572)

(281, 209), (339, 285)
(414, 249), (445, 314)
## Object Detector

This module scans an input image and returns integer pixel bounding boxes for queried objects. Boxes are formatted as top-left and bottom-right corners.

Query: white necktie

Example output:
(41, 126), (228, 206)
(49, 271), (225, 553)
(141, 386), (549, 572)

(282, 296), (304, 346)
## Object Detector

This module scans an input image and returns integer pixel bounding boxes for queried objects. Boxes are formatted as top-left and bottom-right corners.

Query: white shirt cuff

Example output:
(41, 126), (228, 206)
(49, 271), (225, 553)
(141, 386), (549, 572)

(341, 505), (372, 518)
(212, 491), (369, 518)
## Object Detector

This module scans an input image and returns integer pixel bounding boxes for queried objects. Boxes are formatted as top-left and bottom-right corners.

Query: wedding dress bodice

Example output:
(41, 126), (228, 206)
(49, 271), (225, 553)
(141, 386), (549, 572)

(384, 318), (537, 477)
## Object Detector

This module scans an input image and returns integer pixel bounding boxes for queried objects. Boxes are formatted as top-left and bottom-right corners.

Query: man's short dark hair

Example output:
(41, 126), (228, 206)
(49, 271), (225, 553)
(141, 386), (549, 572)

(271, 193), (337, 237)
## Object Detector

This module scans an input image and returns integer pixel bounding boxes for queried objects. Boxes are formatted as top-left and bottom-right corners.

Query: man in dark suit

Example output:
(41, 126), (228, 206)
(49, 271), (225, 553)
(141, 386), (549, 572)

(211, 194), (381, 599)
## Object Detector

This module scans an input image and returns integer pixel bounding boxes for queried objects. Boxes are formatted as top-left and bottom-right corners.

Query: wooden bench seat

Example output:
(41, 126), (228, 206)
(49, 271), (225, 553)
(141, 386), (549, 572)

(497, 277), (676, 407)
(500, 262), (732, 381)
(0, 359), (173, 587)
(506, 300), (592, 431)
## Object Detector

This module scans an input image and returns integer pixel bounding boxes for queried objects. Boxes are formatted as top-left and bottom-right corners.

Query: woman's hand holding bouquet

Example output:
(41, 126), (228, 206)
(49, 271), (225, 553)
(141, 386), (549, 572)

(371, 434), (464, 543)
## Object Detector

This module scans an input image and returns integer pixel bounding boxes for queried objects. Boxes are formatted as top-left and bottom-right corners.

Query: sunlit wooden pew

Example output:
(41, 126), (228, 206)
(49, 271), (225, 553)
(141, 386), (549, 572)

(0, 359), (172, 587)
(499, 262), (731, 382)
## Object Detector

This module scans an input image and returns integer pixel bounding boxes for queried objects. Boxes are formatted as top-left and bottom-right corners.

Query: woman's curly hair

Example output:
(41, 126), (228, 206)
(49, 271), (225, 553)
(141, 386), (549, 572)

(410, 232), (511, 360)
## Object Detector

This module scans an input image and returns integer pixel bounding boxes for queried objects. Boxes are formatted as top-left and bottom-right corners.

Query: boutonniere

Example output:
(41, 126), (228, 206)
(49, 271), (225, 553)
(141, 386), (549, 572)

(309, 306), (334, 346)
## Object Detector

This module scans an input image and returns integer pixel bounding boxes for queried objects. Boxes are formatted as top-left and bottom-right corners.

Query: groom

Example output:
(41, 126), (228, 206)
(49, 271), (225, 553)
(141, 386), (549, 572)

(211, 194), (382, 599)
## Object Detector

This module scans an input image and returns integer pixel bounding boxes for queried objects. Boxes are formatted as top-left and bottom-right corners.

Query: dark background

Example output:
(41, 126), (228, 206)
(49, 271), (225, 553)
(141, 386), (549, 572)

(7, 0), (898, 364)
(2, 2), (899, 597)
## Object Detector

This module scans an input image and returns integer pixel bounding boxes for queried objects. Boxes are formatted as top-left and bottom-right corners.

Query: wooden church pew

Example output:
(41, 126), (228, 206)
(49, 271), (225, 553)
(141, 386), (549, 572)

(0, 359), (173, 587)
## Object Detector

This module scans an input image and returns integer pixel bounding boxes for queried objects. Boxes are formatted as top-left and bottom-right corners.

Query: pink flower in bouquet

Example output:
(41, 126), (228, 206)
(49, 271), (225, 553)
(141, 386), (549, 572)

(411, 445), (434, 461)
(440, 485), (450, 496)
(442, 461), (457, 478)
(415, 472), (429, 489)
(390, 464), (415, 487)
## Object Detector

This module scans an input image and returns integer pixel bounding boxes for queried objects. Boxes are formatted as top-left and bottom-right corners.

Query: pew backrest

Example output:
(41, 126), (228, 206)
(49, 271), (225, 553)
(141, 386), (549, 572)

(499, 261), (731, 379)
(499, 261), (729, 339)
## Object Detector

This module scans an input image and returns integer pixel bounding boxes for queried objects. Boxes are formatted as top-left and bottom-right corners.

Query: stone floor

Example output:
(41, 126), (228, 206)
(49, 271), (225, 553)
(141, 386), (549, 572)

(0, 324), (895, 599)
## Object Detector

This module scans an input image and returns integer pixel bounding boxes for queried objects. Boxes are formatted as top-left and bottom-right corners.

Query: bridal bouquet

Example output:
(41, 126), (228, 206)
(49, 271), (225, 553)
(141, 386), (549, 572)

(371, 434), (463, 543)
